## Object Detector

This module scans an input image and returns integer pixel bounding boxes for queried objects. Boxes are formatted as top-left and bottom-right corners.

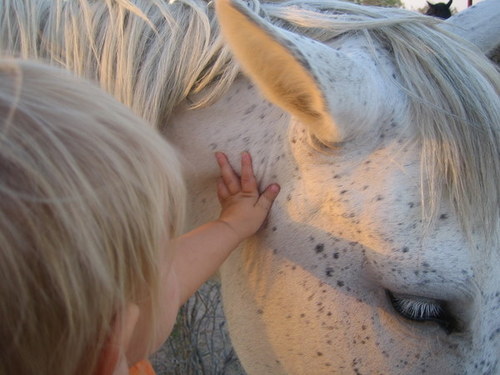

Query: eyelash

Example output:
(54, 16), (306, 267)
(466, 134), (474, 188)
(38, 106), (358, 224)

(386, 290), (458, 334)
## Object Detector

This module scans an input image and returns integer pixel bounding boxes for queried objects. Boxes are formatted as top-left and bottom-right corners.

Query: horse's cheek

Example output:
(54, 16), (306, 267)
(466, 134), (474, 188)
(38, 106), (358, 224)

(219, 244), (399, 374)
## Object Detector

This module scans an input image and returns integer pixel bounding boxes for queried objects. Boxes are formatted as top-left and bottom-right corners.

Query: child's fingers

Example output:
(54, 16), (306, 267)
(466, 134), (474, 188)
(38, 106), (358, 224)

(240, 152), (258, 194)
(217, 177), (230, 201)
(215, 152), (241, 194)
(256, 184), (280, 212)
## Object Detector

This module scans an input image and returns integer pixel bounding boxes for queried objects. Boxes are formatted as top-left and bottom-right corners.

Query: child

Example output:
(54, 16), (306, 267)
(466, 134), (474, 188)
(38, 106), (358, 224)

(0, 58), (280, 375)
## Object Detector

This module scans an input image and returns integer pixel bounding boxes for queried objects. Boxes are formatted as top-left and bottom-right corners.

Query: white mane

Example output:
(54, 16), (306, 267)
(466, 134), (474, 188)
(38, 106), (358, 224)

(1, 0), (239, 127)
(2, 0), (499, 244)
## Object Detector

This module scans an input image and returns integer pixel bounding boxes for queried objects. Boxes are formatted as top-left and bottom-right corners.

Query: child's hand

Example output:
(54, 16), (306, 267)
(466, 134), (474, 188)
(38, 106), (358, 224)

(215, 151), (280, 241)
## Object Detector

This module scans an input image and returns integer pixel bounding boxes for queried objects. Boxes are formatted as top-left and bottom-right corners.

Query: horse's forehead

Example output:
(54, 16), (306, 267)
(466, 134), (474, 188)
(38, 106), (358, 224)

(278, 128), (482, 292)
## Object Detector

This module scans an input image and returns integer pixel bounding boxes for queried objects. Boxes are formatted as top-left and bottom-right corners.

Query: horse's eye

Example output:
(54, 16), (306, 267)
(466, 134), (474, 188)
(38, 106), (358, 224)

(386, 290), (458, 334)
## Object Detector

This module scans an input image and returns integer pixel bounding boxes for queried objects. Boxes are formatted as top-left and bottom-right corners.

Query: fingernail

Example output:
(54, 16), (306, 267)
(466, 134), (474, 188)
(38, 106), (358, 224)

(270, 184), (280, 192)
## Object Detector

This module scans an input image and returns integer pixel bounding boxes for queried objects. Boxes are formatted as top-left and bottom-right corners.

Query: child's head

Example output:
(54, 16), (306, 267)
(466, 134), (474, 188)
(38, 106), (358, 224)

(0, 58), (186, 374)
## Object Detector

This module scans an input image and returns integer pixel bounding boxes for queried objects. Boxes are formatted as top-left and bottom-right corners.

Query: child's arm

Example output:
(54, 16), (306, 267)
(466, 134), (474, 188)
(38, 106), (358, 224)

(172, 151), (280, 305)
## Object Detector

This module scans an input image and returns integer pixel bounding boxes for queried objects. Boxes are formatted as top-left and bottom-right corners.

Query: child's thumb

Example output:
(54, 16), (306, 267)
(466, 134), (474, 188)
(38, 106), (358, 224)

(257, 184), (280, 212)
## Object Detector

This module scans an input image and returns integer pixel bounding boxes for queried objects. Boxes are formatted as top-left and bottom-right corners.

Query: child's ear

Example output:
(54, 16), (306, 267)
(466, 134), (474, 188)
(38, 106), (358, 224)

(94, 303), (140, 375)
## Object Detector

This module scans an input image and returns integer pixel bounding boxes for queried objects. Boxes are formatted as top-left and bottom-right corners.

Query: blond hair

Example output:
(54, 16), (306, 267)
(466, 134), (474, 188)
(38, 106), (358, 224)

(0, 58), (186, 375)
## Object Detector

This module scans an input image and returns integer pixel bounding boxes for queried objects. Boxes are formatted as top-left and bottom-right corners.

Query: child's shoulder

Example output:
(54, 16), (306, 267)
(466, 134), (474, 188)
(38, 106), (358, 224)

(129, 360), (156, 375)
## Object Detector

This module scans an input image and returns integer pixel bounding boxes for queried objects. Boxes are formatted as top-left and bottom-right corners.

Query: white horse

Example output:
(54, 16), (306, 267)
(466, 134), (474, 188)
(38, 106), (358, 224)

(2, 0), (500, 373)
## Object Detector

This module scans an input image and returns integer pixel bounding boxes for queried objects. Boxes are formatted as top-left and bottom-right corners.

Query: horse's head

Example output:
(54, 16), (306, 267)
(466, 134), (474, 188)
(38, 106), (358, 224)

(425, 0), (453, 19)
(211, 0), (500, 373)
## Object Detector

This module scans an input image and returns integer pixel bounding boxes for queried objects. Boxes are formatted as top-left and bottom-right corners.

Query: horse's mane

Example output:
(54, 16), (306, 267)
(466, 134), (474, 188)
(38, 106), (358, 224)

(0, 0), (240, 129)
(2, 0), (499, 245)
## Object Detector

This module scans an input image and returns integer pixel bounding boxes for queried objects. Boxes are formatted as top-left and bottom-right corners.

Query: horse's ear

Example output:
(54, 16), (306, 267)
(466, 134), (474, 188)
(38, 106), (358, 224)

(442, 0), (500, 56)
(446, 0), (452, 8)
(215, 0), (382, 144)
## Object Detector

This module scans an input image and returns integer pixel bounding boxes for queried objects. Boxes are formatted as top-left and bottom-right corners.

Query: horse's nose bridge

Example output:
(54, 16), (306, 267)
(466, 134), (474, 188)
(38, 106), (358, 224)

(465, 286), (500, 374)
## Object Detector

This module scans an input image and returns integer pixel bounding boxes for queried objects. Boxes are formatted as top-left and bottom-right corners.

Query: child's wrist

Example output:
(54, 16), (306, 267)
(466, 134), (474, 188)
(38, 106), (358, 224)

(214, 219), (243, 244)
